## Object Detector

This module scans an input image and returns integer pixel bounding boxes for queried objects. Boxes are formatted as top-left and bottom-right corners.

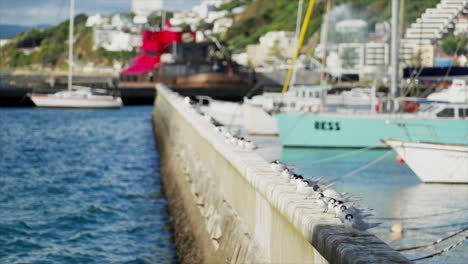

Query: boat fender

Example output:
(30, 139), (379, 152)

(396, 154), (404, 164)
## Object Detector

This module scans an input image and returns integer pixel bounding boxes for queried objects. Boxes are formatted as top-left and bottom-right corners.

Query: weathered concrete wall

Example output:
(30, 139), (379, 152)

(152, 84), (410, 264)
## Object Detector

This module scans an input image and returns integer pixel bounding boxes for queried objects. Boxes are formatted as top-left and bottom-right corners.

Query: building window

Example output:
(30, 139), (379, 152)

(436, 108), (454, 118)
(458, 108), (468, 118)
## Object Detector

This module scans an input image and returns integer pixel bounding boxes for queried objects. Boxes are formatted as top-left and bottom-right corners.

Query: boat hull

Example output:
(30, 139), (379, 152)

(276, 113), (468, 148)
(29, 94), (123, 108)
(242, 104), (278, 135)
(385, 139), (468, 183)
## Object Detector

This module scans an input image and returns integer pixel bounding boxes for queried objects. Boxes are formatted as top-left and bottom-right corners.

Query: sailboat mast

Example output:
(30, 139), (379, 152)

(68, 0), (74, 91)
(319, 0), (331, 109)
(390, 0), (400, 97)
(281, 0), (316, 94)
(290, 0), (304, 89)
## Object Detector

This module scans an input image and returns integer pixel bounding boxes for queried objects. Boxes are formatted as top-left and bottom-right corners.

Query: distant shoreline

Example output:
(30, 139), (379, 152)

(1, 69), (118, 78)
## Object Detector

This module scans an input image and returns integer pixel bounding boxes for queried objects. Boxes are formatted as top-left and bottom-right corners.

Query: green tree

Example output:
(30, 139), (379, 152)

(40, 44), (64, 66)
(16, 28), (44, 48)
(441, 35), (468, 55)
(148, 12), (174, 27)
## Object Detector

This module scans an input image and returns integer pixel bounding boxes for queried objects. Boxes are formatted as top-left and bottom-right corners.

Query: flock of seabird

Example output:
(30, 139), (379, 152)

(183, 96), (258, 151)
(183, 95), (379, 235)
(271, 160), (381, 234)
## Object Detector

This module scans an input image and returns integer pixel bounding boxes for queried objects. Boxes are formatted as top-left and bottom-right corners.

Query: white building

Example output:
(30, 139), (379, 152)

(192, 1), (219, 19)
(110, 13), (133, 30)
(403, 0), (467, 44)
(213, 17), (233, 34)
(454, 16), (468, 35)
(86, 14), (108, 27)
(335, 19), (367, 33)
(399, 43), (435, 67)
(247, 31), (297, 67)
(132, 0), (163, 18)
(232, 52), (248, 66)
(206, 10), (229, 23)
(337, 42), (389, 77)
(93, 29), (141, 52)
(231, 6), (247, 15)
(0, 39), (10, 47)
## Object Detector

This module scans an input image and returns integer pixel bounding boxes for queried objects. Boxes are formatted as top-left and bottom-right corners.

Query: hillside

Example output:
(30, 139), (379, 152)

(222, 0), (440, 51)
(0, 0), (447, 71)
(0, 14), (135, 71)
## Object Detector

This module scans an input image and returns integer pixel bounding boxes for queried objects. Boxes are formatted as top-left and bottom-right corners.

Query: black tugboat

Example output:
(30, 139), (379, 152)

(155, 41), (256, 101)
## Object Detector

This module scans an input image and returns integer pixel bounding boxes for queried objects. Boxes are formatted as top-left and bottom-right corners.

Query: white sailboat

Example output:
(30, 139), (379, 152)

(29, 0), (122, 109)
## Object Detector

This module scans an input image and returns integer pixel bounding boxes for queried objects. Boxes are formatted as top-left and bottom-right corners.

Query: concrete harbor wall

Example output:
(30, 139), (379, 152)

(152, 84), (410, 264)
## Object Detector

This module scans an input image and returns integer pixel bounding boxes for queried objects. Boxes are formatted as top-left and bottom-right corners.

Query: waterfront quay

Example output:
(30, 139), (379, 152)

(0, 73), (155, 106)
(151, 84), (410, 263)
(0, 70), (323, 106)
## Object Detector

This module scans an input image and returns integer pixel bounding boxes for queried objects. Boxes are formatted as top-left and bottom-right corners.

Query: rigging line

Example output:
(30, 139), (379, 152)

(440, 34), (464, 81)
(404, 222), (468, 231)
(370, 207), (468, 221)
(401, 14), (426, 97)
(376, 221), (468, 231)
(329, 150), (392, 182)
(421, 36), (465, 98)
(224, 79), (264, 130)
(397, 226), (468, 252)
(402, 66), (425, 97)
(410, 235), (468, 262)
(404, 32), (465, 98)
(305, 145), (382, 165)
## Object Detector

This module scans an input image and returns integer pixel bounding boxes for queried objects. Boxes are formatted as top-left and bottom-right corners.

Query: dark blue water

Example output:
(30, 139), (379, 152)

(0, 106), (178, 264)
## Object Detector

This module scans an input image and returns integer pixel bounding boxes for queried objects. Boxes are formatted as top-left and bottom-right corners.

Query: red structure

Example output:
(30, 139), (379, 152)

(120, 25), (196, 83)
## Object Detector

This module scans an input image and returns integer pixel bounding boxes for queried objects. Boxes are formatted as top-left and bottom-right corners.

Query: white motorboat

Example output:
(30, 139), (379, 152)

(28, 0), (122, 109)
(384, 138), (468, 183)
(197, 96), (243, 127)
(427, 79), (467, 103)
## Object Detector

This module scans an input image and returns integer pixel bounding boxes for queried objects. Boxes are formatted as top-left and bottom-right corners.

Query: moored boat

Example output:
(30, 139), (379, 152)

(276, 102), (468, 148)
(427, 79), (468, 103)
(29, 87), (122, 108)
(119, 25), (255, 101)
(384, 139), (468, 183)
(240, 86), (378, 135)
(29, 0), (122, 109)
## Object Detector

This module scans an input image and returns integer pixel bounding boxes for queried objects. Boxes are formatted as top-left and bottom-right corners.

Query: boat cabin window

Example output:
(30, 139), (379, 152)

(147, 51), (157, 57)
(419, 104), (436, 112)
(436, 108), (455, 118)
(459, 108), (468, 118)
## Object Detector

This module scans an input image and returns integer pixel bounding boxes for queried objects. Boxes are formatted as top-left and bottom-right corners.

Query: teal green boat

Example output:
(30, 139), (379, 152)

(276, 103), (468, 148)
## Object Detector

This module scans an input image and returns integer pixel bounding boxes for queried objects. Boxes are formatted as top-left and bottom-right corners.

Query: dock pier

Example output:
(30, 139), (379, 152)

(152, 84), (409, 264)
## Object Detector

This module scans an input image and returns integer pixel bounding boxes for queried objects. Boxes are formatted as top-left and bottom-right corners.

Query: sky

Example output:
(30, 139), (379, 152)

(0, 0), (203, 26)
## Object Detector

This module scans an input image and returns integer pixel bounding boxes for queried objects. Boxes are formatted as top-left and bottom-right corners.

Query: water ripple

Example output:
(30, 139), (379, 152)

(0, 106), (178, 263)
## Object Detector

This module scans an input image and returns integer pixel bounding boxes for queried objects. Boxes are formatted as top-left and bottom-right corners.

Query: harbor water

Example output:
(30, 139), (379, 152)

(256, 136), (468, 263)
(0, 106), (178, 263)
